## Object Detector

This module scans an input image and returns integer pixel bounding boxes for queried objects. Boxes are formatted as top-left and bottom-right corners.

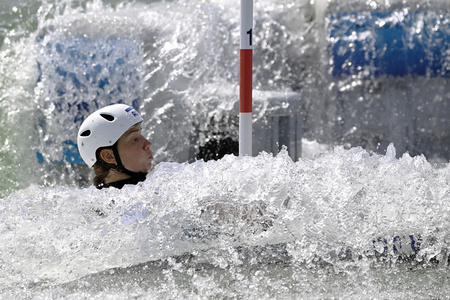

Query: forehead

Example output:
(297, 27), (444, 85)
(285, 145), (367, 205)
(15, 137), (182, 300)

(127, 123), (141, 132)
(120, 123), (142, 138)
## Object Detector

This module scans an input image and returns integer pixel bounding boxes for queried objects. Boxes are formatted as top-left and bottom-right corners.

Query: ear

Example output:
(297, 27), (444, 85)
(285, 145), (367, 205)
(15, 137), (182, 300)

(99, 148), (117, 165)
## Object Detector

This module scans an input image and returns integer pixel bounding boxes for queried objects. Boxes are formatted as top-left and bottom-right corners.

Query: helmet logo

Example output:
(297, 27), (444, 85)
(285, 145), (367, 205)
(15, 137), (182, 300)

(125, 106), (139, 117)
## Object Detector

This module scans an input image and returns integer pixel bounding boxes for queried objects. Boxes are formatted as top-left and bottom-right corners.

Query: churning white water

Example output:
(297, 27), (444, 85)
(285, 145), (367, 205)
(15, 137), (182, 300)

(1, 146), (449, 298)
(0, 0), (449, 298)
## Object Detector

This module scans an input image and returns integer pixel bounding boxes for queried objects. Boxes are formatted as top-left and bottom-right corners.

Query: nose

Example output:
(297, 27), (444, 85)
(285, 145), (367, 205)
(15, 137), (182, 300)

(144, 138), (152, 150)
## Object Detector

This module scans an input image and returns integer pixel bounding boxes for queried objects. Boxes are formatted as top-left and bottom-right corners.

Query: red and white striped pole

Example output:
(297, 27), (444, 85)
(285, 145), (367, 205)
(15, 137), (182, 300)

(239, 0), (253, 156)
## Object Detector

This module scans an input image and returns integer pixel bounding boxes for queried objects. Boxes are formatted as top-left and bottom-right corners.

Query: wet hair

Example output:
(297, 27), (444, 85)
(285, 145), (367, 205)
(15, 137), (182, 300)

(92, 146), (114, 188)
(93, 159), (111, 188)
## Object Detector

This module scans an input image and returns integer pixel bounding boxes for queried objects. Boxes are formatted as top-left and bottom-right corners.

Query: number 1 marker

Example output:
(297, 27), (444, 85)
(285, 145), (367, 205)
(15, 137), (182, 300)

(239, 0), (253, 156)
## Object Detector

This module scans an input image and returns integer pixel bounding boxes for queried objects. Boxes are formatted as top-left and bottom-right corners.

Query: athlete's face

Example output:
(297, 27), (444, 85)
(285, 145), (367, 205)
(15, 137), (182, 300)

(116, 123), (153, 173)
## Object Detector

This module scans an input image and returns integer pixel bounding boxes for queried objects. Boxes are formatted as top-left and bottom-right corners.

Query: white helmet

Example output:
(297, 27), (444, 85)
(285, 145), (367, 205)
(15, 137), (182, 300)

(77, 104), (143, 167)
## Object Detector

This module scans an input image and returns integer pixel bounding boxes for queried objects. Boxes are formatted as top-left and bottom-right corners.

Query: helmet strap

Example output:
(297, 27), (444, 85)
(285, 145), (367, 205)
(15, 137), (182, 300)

(96, 144), (147, 181)
(110, 143), (148, 178)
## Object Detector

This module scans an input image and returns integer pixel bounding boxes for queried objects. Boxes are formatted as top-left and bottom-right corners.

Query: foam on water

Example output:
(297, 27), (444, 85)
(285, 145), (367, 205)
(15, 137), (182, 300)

(1, 146), (448, 296)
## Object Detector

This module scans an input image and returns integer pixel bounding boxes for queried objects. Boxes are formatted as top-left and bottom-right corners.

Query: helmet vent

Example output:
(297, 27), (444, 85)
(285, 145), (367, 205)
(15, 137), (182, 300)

(80, 130), (91, 137)
(100, 113), (115, 122)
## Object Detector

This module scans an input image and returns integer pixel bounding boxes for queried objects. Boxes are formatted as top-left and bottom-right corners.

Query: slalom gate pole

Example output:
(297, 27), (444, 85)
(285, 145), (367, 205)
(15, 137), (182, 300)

(239, 0), (253, 156)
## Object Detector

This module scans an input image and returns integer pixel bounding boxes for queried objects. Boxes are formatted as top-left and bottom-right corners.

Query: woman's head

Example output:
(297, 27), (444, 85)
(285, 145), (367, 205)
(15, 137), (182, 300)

(98, 123), (153, 173)
(77, 104), (153, 188)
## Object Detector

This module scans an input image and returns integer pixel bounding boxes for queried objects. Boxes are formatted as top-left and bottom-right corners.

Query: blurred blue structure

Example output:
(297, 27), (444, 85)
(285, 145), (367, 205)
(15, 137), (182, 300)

(329, 10), (450, 77)
(36, 37), (142, 164)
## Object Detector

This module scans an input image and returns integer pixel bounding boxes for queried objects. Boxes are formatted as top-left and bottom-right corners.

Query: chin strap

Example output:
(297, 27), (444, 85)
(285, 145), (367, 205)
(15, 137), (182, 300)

(98, 143), (147, 181)
(111, 143), (148, 179)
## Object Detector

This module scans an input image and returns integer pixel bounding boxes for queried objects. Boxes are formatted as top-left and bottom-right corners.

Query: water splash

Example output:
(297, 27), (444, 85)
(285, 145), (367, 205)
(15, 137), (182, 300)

(0, 145), (448, 294)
